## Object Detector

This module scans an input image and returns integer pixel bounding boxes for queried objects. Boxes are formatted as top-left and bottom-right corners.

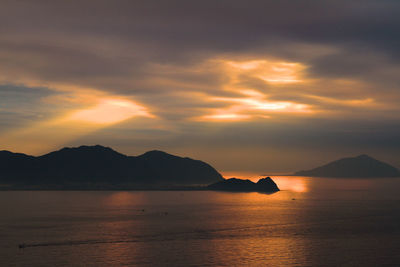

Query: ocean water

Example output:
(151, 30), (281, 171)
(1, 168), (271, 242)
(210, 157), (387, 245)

(1, 176), (400, 266)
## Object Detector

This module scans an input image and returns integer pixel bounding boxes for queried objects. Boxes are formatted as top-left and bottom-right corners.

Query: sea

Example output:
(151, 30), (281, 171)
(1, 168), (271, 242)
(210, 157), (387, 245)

(1, 176), (400, 266)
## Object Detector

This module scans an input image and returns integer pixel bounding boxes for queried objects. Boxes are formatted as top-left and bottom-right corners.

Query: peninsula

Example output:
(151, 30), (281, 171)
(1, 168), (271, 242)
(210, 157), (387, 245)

(0, 145), (223, 189)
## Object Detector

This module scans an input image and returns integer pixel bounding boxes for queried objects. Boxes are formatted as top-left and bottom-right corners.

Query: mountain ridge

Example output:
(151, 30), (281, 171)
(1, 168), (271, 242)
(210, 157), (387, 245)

(294, 154), (400, 177)
(0, 145), (223, 188)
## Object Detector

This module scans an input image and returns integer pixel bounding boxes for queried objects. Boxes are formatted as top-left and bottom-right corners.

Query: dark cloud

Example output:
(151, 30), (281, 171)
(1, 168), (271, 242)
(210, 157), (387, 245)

(1, 1), (400, 58)
(1, 0), (400, 90)
(0, 84), (60, 129)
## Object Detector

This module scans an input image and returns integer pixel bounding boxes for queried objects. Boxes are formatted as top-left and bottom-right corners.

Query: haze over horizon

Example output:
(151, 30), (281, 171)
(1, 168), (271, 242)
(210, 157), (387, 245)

(1, 0), (400, 173)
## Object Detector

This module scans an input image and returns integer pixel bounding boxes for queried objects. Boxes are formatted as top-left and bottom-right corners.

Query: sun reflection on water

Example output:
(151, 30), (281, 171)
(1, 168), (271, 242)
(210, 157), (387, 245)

(272, 176), (310, 193)
(103, 191), (143, 207)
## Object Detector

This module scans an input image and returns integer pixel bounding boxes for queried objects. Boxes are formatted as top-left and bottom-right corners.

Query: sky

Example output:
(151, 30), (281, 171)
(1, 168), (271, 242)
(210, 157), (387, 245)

(1, 0), (400, 174)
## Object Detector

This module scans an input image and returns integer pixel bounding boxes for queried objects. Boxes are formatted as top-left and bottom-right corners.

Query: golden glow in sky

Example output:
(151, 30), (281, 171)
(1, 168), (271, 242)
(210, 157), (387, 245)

(227, 59), (306, 84)
(193, 59), (311, 121)
(198, 90), (311, 121)
(69, 98), (152, 124)
(0, 94), (154, 154)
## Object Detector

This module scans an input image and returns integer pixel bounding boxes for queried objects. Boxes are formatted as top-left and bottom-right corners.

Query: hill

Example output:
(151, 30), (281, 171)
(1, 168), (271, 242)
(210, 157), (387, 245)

(0, 145), (223, 189)
(207, 177), (280, 192)
(294, 154), (400, 177)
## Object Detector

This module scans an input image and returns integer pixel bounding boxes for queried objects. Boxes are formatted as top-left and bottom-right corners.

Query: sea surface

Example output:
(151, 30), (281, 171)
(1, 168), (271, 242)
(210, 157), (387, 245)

(1, 176), (400, 266)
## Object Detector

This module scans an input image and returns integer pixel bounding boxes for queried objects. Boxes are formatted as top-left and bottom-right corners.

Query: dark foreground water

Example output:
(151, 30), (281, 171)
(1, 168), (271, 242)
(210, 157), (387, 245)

(1, 176), (400, 266)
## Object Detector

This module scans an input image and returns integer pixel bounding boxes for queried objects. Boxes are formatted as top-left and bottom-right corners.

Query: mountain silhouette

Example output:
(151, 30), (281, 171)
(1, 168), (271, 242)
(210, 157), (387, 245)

(0, 145), (223, 188)
(294, 154), (400, 177)
(207, 177), (279, 192)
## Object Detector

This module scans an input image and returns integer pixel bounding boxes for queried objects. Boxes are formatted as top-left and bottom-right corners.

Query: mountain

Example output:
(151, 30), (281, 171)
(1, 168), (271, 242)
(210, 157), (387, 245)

(294, 154), (400, 177)
(0, 145), (223, 188)
(207, 177), (280, 192)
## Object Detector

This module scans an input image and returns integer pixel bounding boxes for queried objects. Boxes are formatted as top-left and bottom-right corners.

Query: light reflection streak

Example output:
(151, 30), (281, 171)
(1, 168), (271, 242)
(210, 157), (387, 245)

(272, 176), (310, 193)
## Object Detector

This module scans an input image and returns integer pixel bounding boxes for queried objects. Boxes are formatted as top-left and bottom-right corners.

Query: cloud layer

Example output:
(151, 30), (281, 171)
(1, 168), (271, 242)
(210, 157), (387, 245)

(1, 0), (400, 172)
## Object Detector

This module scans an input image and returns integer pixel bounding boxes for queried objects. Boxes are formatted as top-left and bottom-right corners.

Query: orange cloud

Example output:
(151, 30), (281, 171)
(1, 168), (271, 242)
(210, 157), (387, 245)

(223, 59), (307, 84)
(69, 98), (152, 124)
(195, 89), (311, 122)
(0, 90), (154, 154)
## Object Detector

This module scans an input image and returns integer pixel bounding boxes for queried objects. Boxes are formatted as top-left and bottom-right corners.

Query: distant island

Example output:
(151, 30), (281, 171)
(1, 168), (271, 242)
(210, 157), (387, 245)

(0, 145), (224, 190)
(294, 154), (400, 178)
(208, 177), (280, 192)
